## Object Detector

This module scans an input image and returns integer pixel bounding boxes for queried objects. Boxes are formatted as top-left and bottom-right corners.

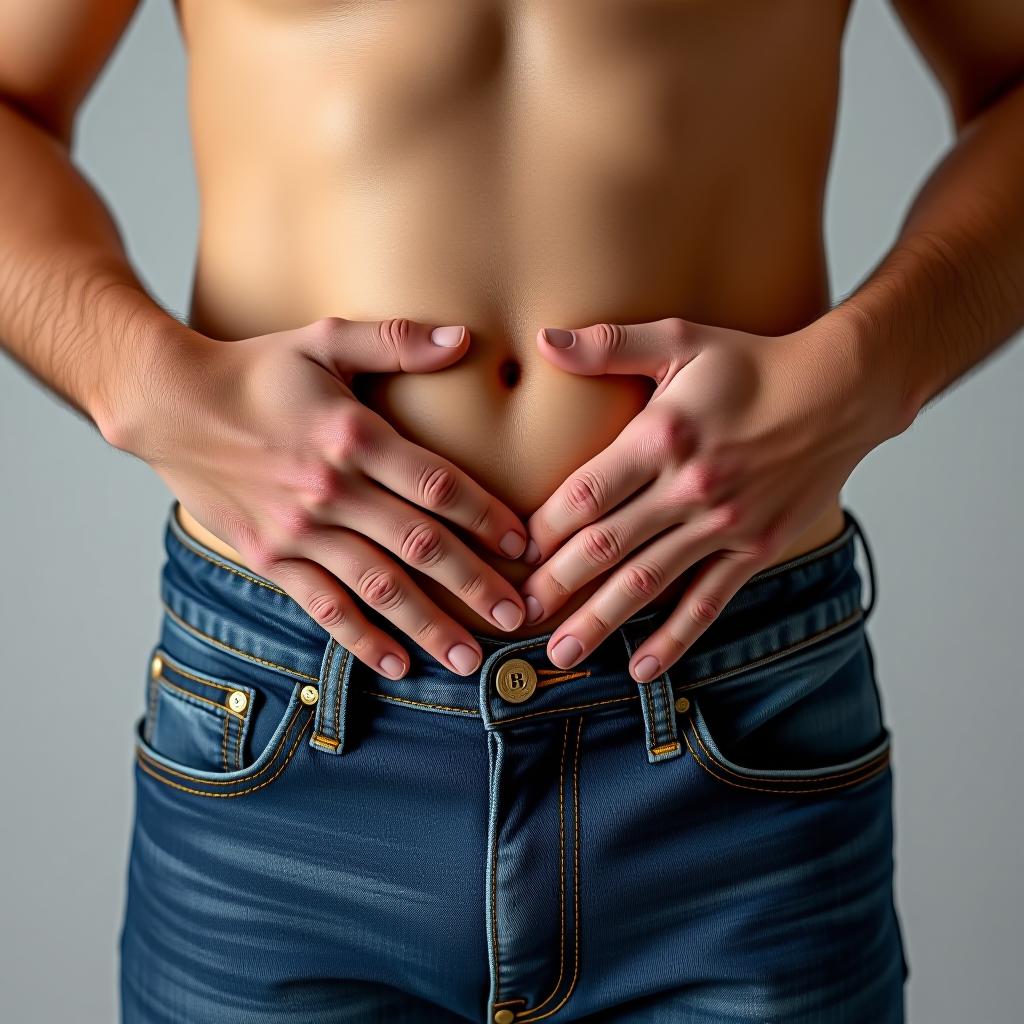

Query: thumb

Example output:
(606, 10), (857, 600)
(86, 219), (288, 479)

(301, 316), (470, 377)
(536, 317), (700, 380)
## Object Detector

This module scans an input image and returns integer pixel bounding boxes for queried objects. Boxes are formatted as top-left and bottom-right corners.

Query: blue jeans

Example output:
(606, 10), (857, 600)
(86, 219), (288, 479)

(119, 501), (908, 1023)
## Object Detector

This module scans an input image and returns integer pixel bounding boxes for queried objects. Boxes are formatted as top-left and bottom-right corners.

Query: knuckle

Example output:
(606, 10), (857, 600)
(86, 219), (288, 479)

(412, 618), (441, 646)
(582, 607), (612, 636)
(399, 520), (445, 567)
(621, 562), (663, 600)
(649, 408), (694, 459)
(689, 594), (722, 628)
(562, 471), (605, 518)
(307, 592), (348, 630)
(592, 322), (625, 356)
(301, 462), (348, 510)
(376, 318), (413, 358)
(311, 316), (347, 343)
(661, 316), (689, 346)
(458, 571), (486, 602)
(579, 525), (622, 566)
(357, 568), (404, 610)
(329, 406), (372, 464)
(418, 464), (460, 511)
(685, 458), (725, 505)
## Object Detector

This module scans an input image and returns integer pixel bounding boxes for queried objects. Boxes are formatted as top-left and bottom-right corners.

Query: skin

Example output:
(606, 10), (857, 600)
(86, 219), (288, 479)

(0, 0), (1022, 685)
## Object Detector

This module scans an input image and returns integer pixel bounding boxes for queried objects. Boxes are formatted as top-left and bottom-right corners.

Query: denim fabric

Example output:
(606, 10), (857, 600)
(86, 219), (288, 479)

(119, 501), (908, 1023)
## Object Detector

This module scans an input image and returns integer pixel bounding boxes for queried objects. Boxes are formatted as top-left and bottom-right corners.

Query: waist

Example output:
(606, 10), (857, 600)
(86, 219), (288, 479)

(160, 498), (871, 715)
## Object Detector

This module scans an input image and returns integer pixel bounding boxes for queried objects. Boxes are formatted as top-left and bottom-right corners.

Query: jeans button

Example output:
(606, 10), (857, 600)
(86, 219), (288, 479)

(495, 658), (538, 704)
(149, 654), (164, 679)
(300, 684), (320, 706)
(227, 690), (249, 714)
(494, 1011), (516, 1024)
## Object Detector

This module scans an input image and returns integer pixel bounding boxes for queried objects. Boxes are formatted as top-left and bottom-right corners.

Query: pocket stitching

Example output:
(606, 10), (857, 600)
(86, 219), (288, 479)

(136, 708), (312, 799)
(684, 713), (891, 795)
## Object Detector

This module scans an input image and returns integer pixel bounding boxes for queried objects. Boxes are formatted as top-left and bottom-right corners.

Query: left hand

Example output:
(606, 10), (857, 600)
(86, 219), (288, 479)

(518, 315), (902, 681)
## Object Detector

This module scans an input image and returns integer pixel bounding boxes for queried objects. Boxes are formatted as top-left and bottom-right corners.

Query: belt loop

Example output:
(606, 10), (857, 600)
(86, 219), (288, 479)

(845, 508), (878, 623)
(310, 638), (354, 755)
(619, 627), (683, 764)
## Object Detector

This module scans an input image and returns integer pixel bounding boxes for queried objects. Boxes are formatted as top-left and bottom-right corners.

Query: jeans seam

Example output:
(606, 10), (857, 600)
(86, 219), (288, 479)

(684, 716), (891, 794)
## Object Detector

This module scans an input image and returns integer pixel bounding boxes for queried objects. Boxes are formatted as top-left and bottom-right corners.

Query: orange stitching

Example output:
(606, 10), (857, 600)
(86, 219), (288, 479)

(137, 716), (311, 798)
(136, 703), (306, 786)
(315, 640), (338, 740)
(491, 745), (502, 1003)
(536, 670), (591, 688)
(650, 741), (680, 756)
(311, 733), (340, 749)
(675, 609), (863, 694)
(360, 690), (480, 716)
(170, 510), (287, 595)
(517, 716), (584, 1022)
(155, 648), (240, 695)
(235, 717), (243, 769)
(688, 713), (890, 785)
(494, 1000), (527, 1009)
(221, 713), (230, 771)
(516, 721), (571, 1017)
(499, 694), (638, 725)
(156, 673), (245, 719)
(334, 647), (350, 744)
(162, 603), (319, 681)
(683, 727), (890, 795)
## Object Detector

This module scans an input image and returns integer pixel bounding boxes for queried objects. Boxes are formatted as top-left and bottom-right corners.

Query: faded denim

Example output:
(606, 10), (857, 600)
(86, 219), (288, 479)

(119, 501), (908, 1022)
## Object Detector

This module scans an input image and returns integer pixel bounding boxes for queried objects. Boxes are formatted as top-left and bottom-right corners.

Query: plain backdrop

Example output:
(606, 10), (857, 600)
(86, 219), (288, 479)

(2, 1), (1022, 1021)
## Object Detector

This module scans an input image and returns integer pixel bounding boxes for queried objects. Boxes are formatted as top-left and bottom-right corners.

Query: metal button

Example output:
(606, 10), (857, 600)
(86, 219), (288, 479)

(494, 1011), (515, 1024)
(674, 696), (690, 714)
(227, 690), (249, 714)
(495, 658), (537, 704)
(300, 684), (320, 706)
(149, 654), (163, 680)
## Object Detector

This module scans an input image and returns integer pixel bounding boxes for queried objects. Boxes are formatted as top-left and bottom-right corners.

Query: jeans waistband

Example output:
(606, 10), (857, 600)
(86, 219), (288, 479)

(159, 500), (876, 763)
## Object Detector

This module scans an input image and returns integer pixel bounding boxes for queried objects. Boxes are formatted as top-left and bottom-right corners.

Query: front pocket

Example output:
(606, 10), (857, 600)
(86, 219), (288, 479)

(143, 648), (258, 773)
(682, 619), (892, 795)
(136, 643), (316, 797)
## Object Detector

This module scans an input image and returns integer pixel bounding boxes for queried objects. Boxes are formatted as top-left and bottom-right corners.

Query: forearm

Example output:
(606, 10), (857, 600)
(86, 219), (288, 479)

(824, 74), (1024, 435)
(0, 98), (197, 448)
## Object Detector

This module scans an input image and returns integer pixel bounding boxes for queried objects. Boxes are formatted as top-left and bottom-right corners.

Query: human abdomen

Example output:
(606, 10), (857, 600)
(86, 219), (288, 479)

(176, 0), (852, 636)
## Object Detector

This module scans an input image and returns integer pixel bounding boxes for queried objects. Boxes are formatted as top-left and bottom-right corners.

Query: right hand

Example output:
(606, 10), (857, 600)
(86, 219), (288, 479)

(121, 316), (530, 679)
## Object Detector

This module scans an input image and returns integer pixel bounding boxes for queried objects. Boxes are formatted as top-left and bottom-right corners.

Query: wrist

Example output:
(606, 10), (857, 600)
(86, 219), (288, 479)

(96, 316), (223, 464)
(800, 303), (920, 449)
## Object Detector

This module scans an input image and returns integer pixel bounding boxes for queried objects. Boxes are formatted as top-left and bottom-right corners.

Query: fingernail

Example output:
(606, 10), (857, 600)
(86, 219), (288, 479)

(448, 643), (481, 674)
(379, 654), (406, 679)
(431, 325), (465, 347)
(524, 539), (541, 564)
(633, 655), (660, 681)
(542, 328), (575, 349)
(550, 635), (582, 668)
(491, 599), (524, 631)
(524, 595), (544, 624)
(499, 530), (527, 558)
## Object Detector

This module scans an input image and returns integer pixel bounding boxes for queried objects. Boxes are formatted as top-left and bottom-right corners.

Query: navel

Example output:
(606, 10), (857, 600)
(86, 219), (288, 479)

(498, 357), (521, 389)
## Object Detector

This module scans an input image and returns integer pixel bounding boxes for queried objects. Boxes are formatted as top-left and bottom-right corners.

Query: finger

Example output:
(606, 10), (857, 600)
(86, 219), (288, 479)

(257, 556), (413, 679)
(627, 550), (760, 682)
(544, 521), (724, 668)
(536, 316), (701, 381)
(519, 486), (685, 623)
(362, 411), (528, 559)
(267, 533), (486, 677)
(321, 479), (526, 634)
(302, 316), (472, 378)
(523, 411), (676, 562)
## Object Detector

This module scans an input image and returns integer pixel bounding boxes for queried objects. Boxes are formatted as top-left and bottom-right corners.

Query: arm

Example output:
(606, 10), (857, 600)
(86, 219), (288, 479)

(0, 2), (532, 674)
(825, 0), (1024, 434)
(0, 0), (196, 444)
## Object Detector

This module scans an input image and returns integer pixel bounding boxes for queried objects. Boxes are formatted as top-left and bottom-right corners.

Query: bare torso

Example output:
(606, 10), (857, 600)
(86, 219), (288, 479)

(173, 0), (850, 639)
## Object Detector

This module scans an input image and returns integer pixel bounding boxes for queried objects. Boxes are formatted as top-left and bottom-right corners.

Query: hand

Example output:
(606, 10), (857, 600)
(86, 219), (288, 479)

(121, 316), (531, 679)
(517, 315), (904, 681)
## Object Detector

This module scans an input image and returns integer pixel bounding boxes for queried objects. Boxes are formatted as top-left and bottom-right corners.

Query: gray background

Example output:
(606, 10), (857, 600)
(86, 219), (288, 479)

(1, 1), (1022, 1021)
